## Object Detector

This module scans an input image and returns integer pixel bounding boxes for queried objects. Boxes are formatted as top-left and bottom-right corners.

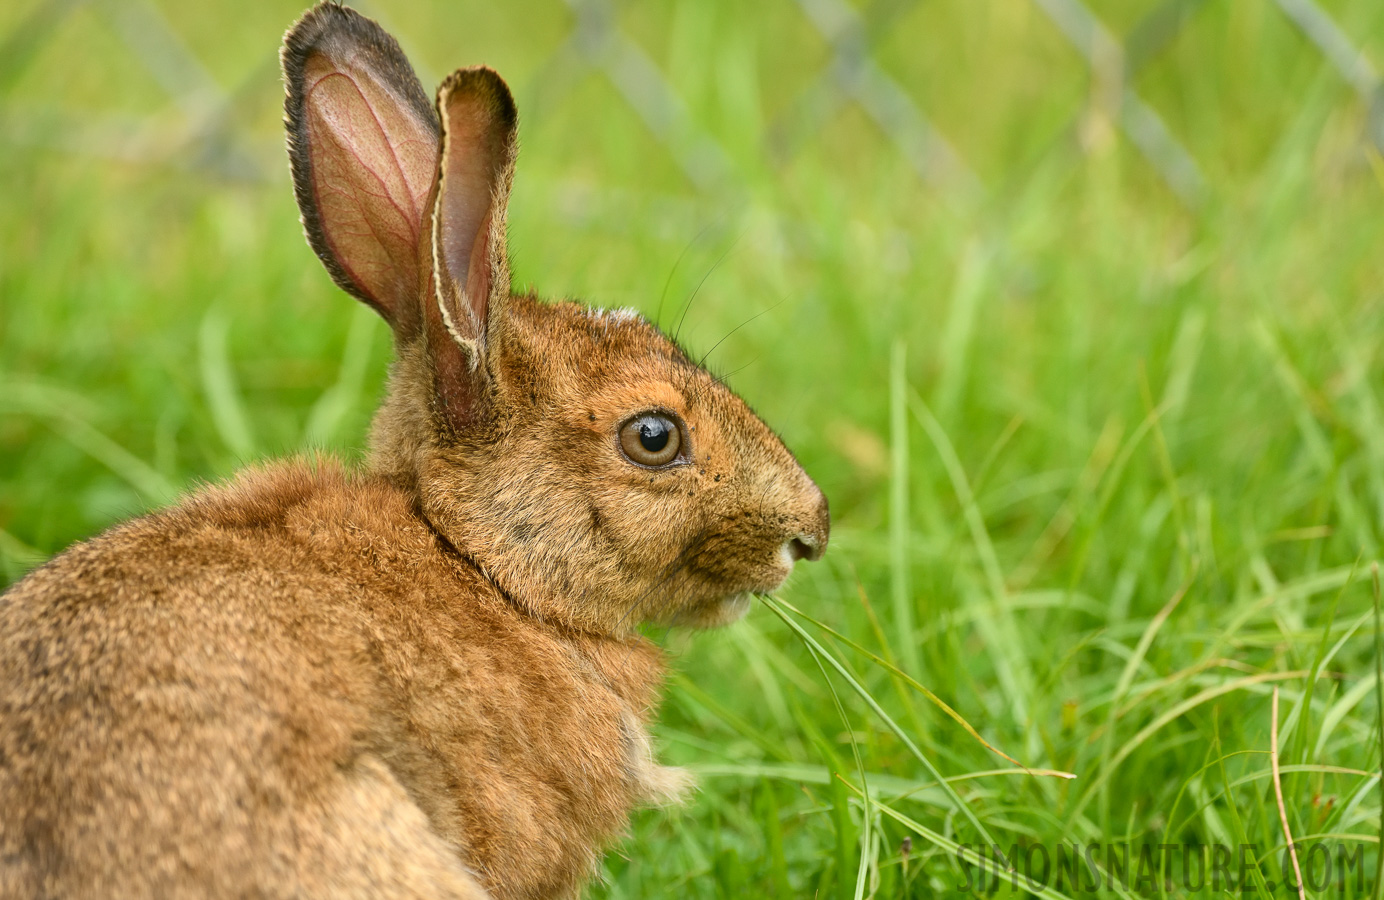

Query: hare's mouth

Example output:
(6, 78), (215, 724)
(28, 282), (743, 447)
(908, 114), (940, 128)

(651, 542), (799, 628)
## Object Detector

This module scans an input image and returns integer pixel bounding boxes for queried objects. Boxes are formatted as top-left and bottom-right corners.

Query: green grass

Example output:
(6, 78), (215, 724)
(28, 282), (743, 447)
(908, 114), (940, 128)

(3, 0), (1384, 896)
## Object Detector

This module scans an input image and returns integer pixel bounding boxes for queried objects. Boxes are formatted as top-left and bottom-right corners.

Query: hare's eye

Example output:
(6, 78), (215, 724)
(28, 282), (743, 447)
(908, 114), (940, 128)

(618, 414), (683, 468)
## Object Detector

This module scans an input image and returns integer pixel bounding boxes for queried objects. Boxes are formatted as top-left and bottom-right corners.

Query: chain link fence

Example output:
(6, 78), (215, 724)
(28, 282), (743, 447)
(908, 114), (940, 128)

(3, 0), (1381, 209)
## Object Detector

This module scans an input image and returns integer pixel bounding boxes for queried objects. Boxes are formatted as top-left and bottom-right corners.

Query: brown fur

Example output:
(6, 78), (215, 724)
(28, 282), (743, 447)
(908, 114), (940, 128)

(0, 4), (828, 899)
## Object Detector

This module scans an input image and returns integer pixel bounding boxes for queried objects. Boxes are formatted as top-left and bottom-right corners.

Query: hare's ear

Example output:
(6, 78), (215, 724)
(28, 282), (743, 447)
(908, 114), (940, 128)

(281, 3), (437, 337)
(423, 67), (518, 432)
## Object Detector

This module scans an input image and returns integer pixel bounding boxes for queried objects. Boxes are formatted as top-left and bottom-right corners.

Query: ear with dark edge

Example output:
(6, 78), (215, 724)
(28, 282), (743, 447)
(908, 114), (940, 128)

(425, 67), (519, 433)
(281, 2), (438, 338)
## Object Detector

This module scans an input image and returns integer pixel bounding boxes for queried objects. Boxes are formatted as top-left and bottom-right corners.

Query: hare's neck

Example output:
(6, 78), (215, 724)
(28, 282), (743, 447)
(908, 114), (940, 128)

(365, 345), (435, 489)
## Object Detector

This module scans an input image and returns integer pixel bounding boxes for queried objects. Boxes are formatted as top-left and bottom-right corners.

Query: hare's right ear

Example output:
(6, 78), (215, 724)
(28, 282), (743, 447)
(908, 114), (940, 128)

(424, 68), (518, 433)
(281, 2), (438, 338)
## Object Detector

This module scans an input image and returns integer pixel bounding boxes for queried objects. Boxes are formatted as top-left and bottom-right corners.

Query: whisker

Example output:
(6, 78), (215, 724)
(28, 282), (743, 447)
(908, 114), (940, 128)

(698, 298), (785, 369)
(655, 220), (718, 330)
(712, 356), (759, 387)
(674, 227), (747, 343)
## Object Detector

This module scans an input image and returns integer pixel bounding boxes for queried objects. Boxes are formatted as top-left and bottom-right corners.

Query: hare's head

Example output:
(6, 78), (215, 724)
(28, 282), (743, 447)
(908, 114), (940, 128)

(282, 3), (828, 634)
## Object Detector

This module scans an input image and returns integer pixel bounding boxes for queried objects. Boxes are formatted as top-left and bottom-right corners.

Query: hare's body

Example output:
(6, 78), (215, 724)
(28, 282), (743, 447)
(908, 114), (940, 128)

(0, 5), (829, 898)
(0, 460), (673, 899)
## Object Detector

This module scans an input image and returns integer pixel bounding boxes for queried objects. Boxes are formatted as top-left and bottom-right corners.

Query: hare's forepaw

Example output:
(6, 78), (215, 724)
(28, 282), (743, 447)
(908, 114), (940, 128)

(623, 714), (695, 807)
(641, 764), (695, 808)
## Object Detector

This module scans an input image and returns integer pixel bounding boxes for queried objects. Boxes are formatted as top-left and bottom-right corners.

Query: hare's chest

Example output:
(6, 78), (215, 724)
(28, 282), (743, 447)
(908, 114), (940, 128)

(382, 616), (672, 899)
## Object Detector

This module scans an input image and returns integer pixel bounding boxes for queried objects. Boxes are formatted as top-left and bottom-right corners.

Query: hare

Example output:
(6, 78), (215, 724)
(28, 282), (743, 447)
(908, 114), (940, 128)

(0, 3), (828, 898)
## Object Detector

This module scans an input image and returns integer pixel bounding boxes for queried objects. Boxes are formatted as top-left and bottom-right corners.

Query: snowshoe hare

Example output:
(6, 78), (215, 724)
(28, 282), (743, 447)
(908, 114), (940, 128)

(0, 3), (829, 898)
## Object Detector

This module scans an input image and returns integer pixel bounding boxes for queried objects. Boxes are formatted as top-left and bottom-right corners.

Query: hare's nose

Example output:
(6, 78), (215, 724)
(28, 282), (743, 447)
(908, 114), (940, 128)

(788, 534), (824, 562)
(785, 486), (830, 562)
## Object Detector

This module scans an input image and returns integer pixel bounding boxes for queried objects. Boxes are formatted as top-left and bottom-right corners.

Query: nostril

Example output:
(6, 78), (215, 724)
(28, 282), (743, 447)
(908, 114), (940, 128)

(788, 535), (822, 562)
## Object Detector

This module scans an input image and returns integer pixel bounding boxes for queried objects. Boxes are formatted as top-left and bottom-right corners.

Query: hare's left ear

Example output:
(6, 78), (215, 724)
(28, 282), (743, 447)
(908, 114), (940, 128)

(281, 2), (438, 338)
(425, 68), (518, 432)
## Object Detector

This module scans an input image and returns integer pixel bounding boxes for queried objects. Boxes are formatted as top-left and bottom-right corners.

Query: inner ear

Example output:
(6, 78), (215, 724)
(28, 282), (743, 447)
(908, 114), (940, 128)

(425, 67), (518, 431)
(281, 3), (438, 338)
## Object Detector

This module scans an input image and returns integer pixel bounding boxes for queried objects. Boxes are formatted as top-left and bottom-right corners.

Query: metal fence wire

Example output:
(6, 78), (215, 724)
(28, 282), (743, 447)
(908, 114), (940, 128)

(1, 0), (1382, 207)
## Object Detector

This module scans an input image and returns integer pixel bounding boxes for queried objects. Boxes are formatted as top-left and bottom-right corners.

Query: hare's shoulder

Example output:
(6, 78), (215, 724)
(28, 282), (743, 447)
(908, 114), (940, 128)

(161, 456), (435, 572)
(119, 457), (430, 589)
(0, 457), (435, 664)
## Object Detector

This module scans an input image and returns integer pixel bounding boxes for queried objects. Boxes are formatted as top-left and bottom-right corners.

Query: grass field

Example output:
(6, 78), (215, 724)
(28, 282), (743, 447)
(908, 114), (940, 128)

(3, 0), (1384, 896)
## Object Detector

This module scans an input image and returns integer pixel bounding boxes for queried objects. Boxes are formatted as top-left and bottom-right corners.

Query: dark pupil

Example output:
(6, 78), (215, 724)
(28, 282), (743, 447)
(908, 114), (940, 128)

(638, 419), (670, 453)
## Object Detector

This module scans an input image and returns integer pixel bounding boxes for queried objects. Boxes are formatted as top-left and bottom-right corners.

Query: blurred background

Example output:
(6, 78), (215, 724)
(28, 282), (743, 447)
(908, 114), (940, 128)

(3, 0), (1384, 896)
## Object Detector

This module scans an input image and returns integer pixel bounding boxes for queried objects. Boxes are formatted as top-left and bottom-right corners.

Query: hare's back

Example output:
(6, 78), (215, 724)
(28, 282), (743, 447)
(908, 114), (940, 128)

(0, 462), (480, 898)
(0, 460), (409, 770)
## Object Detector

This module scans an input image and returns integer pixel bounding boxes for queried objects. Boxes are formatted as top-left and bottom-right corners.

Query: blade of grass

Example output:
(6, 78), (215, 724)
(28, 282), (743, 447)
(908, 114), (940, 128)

(762, 594), (1010, 866)
(1138, 365), (1191, 575)
(198, 309), (256, 461)
(1310, 625), (1376, 759)
(0, 386), (178, 504)
(692, 761), (1077, 801)
(0, 527), (47, 582)
(854, 580), (928, 748)
(932, 239), (988, 421)
(1270, 687), (1307, 899)
(841, 785), (1089, 900)
(1255, 318), (1376, 554)
(800, 632), (872, 900)
(729, 622), (793, 730)
(1161, 749), (1268, 858)
(755, 781), (791, 896)
(1065, 669), (1312, 833)
(889, 340), (920, 678)
(1169, 761), (1373, 838)
(303, 303), (378, 447)
(1373, 563), (1383, 900)
(1066, 399), (1172, 592)
(669, 673), (792, 762)
(1287, 558), (1355, 765)
(1098, 573), (1194, 832)
(775, 595), (1043, 771)
(1210, 713), (1275, 898)
(909, 389), (1031, 728)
